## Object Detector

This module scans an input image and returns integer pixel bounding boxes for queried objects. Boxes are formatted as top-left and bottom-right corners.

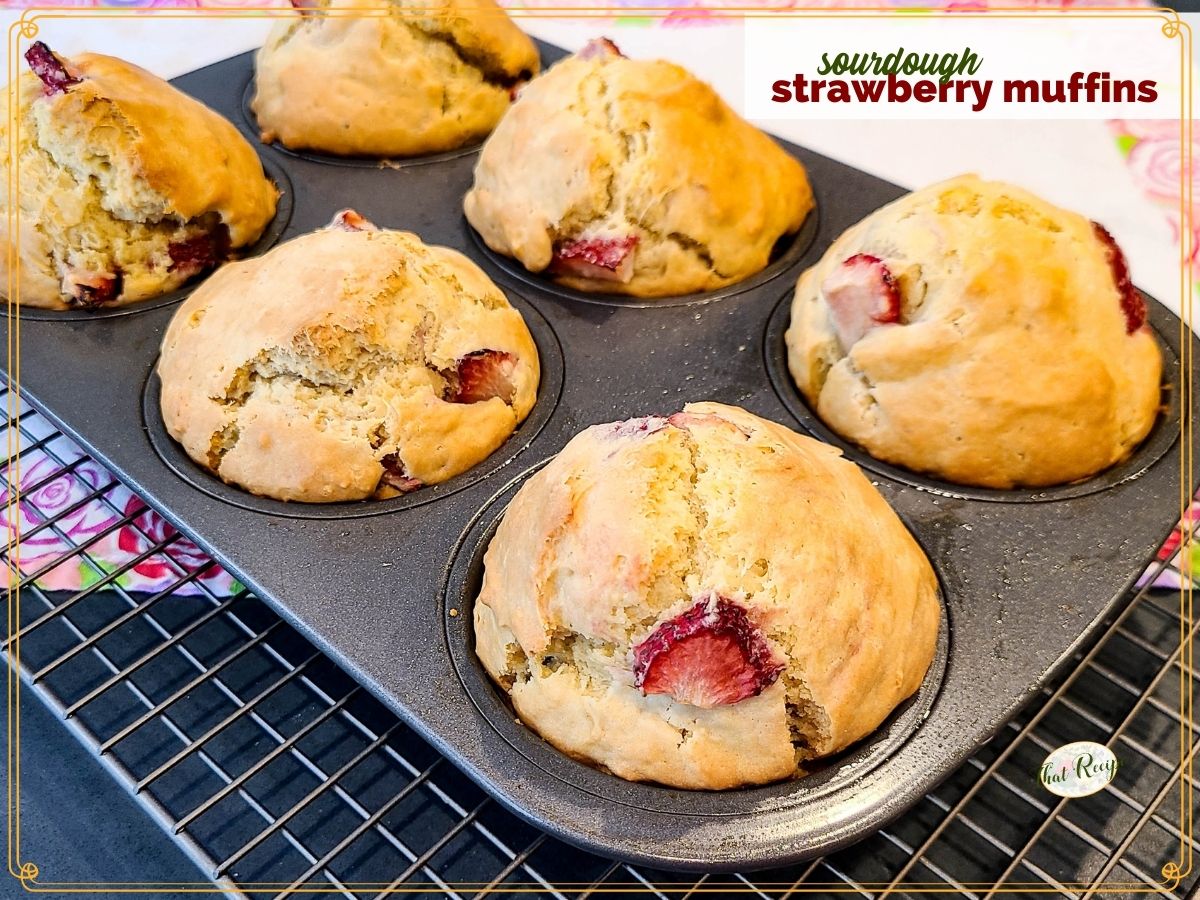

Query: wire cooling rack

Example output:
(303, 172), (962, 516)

(3, 387), (1197, 898)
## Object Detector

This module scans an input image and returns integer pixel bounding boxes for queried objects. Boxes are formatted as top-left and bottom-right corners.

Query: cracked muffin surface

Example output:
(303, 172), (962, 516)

(158, 212), (539, 503)
(785, 175), (1163, 490)
(1, 44), (278, 310)
(463, 39), (813, 298)
(251, 0), (539, 158)
(474, 402), (939, 790)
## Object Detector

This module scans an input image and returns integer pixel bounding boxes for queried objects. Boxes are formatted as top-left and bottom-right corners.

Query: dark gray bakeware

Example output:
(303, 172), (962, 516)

(4, 43), (1196, 872)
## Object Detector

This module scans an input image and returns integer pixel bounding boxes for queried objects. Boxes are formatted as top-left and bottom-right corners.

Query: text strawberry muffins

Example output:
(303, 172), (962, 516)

(473, 402), (939, 789)
(785, 175), (1163, 489)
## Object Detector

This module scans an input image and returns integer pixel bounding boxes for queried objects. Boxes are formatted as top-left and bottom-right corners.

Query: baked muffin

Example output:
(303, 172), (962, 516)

(474, 402), (939, 790)
(158, 210), (539, 503)
(252, 0), (539, 157)
(1, 43), (278, 310)
(464, 38), (813, 298)
(785, 175), (1163, 489)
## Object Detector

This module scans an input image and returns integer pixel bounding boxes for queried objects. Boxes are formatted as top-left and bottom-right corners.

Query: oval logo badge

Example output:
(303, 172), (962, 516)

(1039, 741), (1119, 798)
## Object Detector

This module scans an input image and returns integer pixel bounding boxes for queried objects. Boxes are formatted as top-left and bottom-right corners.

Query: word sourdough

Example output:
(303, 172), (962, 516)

(817, 47), (983, 84)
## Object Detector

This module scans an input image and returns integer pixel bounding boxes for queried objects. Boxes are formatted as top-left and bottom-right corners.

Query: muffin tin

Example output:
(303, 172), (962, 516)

(4, 45), (1196, 871)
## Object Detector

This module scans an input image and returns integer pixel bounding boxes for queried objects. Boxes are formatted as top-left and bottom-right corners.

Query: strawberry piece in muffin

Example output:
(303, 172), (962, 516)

(578, 37), (625, 60)
(1091, 222), (1146, 334)
(605, 416), (670, 439)
(62, 268), (122, 310)
(634, 593), (785, 709)
(24, 42), (79, 96)
(168, 226), (232, 278)
(330, 209), (379, 232)
(821, 254), (902, 349)
(445, 350), (517, 404)
(550, 235), (638, 284)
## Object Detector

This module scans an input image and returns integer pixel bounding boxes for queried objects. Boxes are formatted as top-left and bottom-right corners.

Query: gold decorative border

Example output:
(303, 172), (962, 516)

(3, 4), (1192, 894)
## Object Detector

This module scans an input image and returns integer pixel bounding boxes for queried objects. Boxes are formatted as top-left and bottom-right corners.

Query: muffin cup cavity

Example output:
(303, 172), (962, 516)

(442, 463), (949, 813)
(465, 197), (821, 310)
(141, 292), (563, 520)
(763, 288), (1182, 504)
(15, 156), (295, 323)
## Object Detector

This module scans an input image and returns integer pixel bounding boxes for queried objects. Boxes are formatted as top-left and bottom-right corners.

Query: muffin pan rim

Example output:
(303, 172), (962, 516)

(13, 154), (296, 323)
(139, 289), (566, 520)
(762, 287), (1182, 504)
(440, 457), (952, 815)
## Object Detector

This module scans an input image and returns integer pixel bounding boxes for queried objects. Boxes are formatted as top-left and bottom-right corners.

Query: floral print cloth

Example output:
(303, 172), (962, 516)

(1110, 116), (1200, 588)
(1, 0), (1194, 594)
(3, 408), (241, 597)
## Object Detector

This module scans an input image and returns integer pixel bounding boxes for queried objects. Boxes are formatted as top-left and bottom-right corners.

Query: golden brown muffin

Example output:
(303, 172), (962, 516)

(1, 43), (278, 310)
(464, 38), (813, 298)
(252, 0), (539, 157)
(159, 211), (539, 503)
(785, 175), (1163, 489)
(475, 402), (939, 789)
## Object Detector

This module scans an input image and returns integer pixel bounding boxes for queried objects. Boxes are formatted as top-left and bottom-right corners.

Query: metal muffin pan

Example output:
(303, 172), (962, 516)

(3, 45), (1196, 871)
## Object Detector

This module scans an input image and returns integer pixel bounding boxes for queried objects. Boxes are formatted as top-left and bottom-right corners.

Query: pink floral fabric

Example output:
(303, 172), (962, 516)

(1111, 117), (1200, 589)
(2, 408), (240, 596)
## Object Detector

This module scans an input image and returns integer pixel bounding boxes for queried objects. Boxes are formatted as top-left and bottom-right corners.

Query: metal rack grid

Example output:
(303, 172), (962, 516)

(3, 386), (1196, 899)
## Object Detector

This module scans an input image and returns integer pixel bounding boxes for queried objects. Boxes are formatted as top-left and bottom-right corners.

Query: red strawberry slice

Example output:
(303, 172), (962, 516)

(578, 37), (624, 61)
(62, 268), (122, 310)
(25, 42), (79, 96)
(633, 594), (784, 709)
(550, 235), (638, 284)
(605, 416), (669, 439)
(821, 254), (902, 348)
(168, 225), (231, 277)
(1092, 222), (1146, 334)
(289, 0), (322, 15)
(330, 209), (378, 232)
(379, 454), (423, 493)
(445, 350), (517, 405)
(666, 411), (751, 438)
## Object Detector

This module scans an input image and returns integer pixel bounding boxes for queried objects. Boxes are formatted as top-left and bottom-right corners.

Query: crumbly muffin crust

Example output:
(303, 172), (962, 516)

(475, 402), (939, 789)
(159, 213), (539, 503)
(1, 47), (277, 310)
(464, 40), (813, 298)
(785, 175), (1163, 489)
(252, 0), (539, 157)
